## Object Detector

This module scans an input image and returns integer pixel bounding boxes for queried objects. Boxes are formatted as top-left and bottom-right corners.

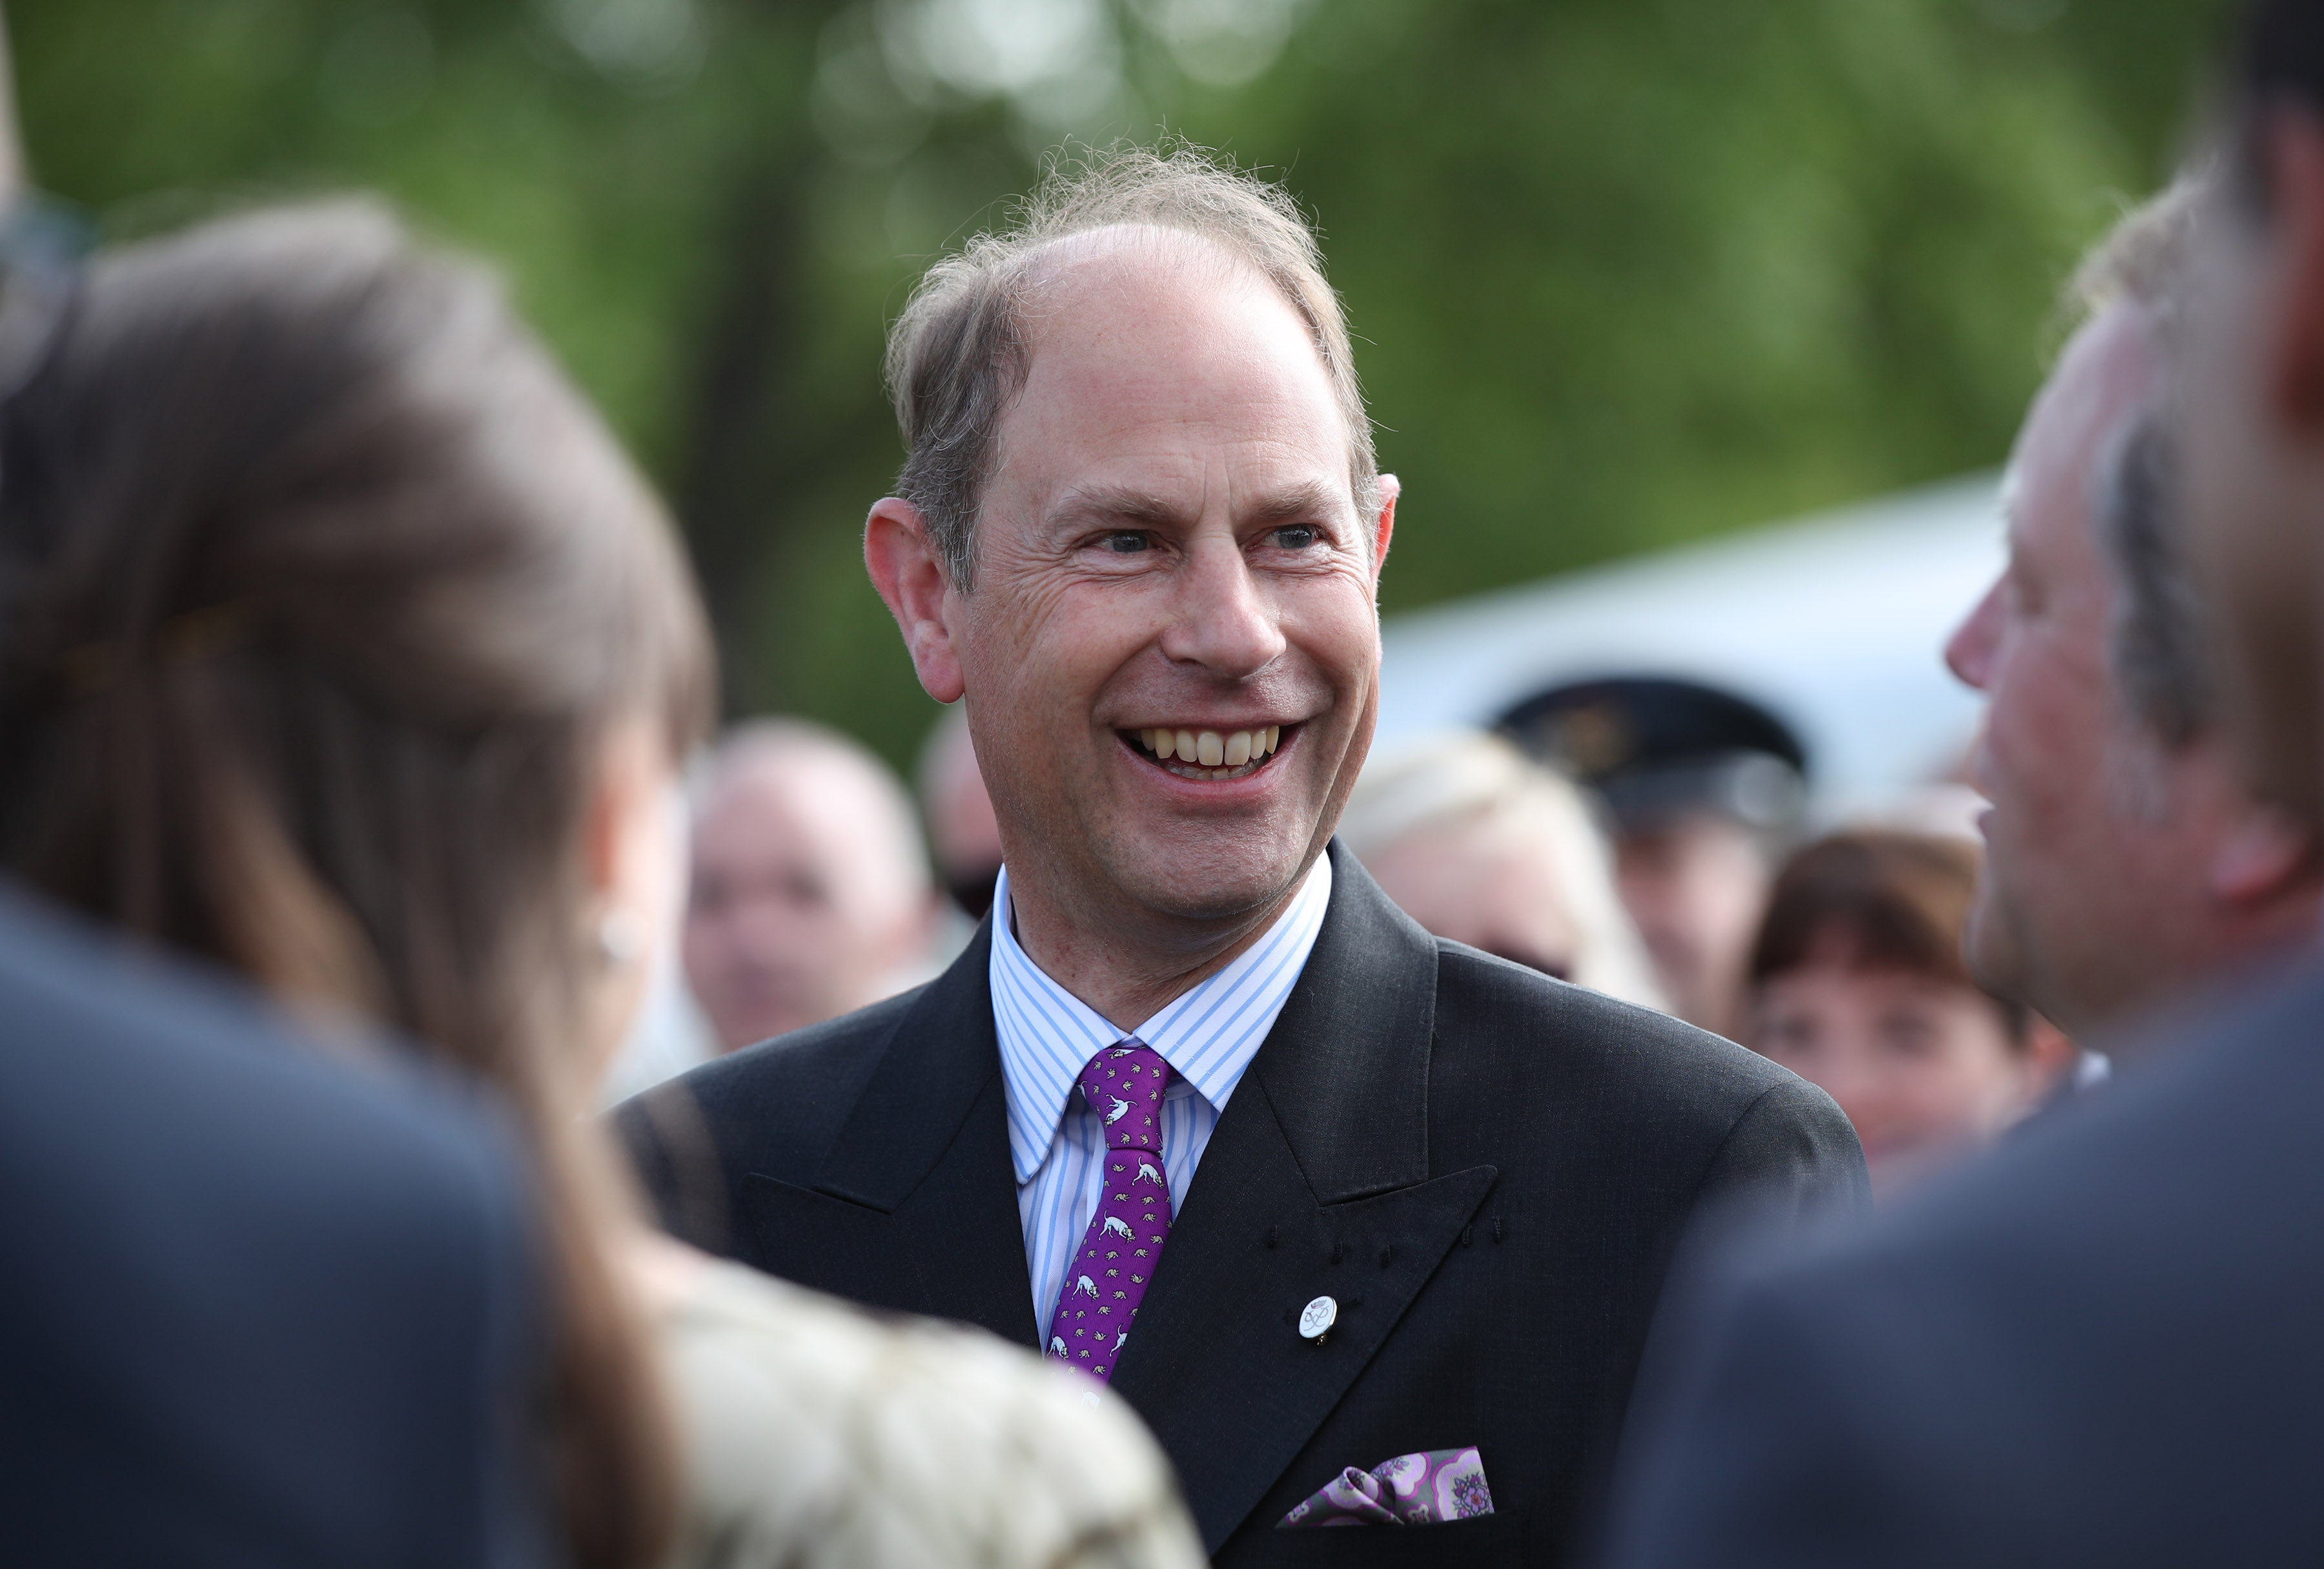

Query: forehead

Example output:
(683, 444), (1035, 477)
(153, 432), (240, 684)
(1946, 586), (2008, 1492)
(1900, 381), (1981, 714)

(695, 753), (864, 853)
(2006, 303), (2157, 551)
(994, 229), (1354, 508)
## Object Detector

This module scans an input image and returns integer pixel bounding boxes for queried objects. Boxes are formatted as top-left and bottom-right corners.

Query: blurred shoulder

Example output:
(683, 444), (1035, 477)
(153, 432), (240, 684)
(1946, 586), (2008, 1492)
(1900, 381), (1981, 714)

(616, 984), (928, 1152)
(0, 880), (520, 1237)
(655, 1253), (1204, 1569)
(1431, 937), (1826, 1127)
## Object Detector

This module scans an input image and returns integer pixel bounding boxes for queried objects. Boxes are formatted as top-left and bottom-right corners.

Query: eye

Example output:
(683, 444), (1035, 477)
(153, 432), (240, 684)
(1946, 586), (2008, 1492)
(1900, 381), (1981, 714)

(1269, 524), (1321, 551)
(1102, 531), (1151, 555)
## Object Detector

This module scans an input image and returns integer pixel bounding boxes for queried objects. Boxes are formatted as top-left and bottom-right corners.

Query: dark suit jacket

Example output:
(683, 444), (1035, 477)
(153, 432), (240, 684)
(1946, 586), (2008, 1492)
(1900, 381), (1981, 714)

(1598, 958), (2324, 1568)
(0, 884), (546, 1569)
(619, 843), (1865, 1564)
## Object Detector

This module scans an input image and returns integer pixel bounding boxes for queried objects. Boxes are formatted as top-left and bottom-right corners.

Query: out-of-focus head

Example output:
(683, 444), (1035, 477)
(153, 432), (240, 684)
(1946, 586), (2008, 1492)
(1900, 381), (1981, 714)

(916, 704), (1004, 918)
(1947, 177), (2319, 1041)
(1499, 677), (1807, 1034)
(862, 146), (1398, 948)
(2185, 3), (2324, 836)
(1340, 732), (1664, 1007)
(1747, 832), (2069, 1197)
(684, 718), (935, 1051)
(0, 201), (705, 1566)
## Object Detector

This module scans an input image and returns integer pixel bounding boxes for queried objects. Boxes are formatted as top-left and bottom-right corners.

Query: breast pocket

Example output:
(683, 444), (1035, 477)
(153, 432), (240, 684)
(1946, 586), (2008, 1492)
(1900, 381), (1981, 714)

(1267, 1510), (1521, 1564)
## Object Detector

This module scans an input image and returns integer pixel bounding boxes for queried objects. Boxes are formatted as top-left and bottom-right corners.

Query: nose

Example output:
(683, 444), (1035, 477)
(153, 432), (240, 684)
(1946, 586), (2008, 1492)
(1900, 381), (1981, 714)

(1156, 535), (1287, 679)
(1944, 578), (2002, 693)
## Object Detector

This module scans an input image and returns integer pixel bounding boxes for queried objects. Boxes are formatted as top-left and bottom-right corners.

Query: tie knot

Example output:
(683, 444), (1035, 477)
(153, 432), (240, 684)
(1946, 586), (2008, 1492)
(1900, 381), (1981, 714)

(1080, 1043), (1172, 1151)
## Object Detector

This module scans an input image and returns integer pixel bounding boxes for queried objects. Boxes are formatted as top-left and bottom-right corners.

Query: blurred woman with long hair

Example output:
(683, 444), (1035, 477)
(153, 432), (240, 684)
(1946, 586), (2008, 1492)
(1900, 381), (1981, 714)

(0, 201), (1199, 1569)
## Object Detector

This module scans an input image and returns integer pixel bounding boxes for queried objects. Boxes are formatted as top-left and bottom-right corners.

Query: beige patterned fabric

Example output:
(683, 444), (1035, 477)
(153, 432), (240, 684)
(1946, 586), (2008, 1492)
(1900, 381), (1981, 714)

(647, 1246), (1206, 1569)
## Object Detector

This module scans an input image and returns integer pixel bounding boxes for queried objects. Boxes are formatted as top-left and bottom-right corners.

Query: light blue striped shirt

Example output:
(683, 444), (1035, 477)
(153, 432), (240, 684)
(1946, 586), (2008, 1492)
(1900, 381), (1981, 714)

(990, 854), (1334, 1333)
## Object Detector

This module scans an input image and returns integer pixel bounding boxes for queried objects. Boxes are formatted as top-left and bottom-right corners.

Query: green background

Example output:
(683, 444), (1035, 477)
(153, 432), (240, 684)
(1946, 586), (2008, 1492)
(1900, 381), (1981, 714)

(10, 0), (2234, 766)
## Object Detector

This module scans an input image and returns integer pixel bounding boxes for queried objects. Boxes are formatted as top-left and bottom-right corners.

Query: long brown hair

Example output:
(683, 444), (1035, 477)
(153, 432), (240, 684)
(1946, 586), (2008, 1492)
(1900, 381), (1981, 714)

(0, 201), (711, 1568)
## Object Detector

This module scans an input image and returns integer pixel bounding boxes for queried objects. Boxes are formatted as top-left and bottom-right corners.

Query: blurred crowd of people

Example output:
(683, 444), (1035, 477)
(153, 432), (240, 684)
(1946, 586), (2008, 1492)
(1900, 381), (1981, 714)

(14, 1), (2324, 1566)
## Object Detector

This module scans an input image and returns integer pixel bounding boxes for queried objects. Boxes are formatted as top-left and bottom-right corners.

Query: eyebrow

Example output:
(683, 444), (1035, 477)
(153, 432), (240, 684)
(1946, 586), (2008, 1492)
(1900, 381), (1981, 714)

(1046, 478), (1340, 533)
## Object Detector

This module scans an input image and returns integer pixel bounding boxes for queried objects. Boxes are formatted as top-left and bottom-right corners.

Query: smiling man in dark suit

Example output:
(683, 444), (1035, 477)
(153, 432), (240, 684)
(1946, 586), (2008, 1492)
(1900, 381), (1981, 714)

(618, 145), (1864, 1565)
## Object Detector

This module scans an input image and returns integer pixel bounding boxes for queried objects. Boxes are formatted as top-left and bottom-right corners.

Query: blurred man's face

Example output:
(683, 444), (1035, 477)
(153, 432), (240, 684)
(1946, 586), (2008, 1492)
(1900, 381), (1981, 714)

(682, 759), (930, 1051)
(941, 232), (1395, 943)
(1614, 812), (1770, 1034)
(1944, 305), (2164, 1034)
(2185, 118), (2324, 828)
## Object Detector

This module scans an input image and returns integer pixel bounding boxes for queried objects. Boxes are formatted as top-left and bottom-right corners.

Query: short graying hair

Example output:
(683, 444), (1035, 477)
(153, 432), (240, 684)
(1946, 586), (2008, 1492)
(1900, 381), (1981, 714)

(2072, 176), (2212, 746)
(2098, 405), (2208, 748)
(883, 144), (1378, 589)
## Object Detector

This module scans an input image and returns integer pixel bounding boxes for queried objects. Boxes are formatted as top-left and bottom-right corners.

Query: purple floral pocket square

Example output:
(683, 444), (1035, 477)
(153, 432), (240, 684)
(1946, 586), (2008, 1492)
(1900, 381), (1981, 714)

(1276, 1446), (1494, 1528)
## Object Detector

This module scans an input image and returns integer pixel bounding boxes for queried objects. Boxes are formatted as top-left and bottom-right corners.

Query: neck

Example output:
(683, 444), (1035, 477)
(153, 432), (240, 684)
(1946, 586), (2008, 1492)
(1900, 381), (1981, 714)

(1003, 854), (1320, 1031)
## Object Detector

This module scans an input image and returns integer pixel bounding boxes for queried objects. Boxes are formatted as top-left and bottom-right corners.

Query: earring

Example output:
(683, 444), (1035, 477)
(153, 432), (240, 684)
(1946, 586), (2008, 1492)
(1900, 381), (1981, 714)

(596, 908), (647, 969)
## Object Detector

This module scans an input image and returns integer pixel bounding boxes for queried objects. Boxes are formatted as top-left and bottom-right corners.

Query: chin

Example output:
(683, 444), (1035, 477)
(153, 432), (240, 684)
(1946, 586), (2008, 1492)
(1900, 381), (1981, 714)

(1115, 838), (1315, 923)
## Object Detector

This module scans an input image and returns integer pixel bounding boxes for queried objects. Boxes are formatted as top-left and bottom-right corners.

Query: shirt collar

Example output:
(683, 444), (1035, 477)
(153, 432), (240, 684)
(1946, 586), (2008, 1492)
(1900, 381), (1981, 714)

(988, 852), (1335, 1184)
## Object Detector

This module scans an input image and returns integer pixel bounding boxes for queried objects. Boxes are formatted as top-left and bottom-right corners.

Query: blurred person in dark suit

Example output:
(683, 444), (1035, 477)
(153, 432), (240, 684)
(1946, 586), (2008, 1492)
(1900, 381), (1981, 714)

(918, 703), (1006, 918)
(1744, 832), (2073, 1198)
(0, 883), (547, 1568)
(1595, 60), (2324, 1567)
(684, 719), (941, 1052)
(0, 200), (1199, 1569)
(619, 145), (1864, 1567)
(1501, 677), (1810, 1036)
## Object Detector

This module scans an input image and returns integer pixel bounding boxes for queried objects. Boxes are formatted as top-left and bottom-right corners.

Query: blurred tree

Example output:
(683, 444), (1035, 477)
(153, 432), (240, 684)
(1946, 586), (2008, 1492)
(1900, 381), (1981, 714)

(8, 0), (2234, 766)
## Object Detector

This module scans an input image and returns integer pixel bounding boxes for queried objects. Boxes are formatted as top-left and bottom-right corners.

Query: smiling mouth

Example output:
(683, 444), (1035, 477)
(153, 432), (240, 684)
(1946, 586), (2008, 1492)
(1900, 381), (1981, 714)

(1121, 724), (1287, 782)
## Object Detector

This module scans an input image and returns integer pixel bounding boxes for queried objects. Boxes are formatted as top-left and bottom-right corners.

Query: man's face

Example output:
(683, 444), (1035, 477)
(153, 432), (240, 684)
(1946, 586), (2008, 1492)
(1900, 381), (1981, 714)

(946, 234), (1391, 936)
(681, 761), (927, 1051)
(1944, 304), (2162, 1031)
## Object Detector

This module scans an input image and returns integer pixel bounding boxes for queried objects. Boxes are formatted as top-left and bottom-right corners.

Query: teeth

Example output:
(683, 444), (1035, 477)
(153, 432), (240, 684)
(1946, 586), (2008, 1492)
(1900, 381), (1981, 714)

(1134, 725), (1285, 768)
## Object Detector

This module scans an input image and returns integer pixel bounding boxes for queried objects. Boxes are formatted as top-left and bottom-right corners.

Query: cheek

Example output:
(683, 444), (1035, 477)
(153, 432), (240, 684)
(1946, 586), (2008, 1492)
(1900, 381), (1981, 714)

(1983, 639), (2103, 809)
(968, 583), (1154, 713)
(1277, 571), (1380, 669)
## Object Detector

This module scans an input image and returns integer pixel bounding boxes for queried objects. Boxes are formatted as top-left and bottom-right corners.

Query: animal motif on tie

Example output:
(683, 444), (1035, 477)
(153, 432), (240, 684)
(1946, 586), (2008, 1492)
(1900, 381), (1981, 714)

(1045, 1042), (1177, 1384)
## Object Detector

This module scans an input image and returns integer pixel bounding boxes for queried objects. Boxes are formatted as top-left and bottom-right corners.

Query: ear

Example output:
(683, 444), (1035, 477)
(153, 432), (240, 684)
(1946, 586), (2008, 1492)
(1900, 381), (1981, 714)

(1369, 473), (1400, 588)
(579, 719), (667, 906)
(864, 497), (966, 705)
(2020, 1013), (2079, 1100)
(2207, 797), (2319, 908)
(2260, 108), (2324, 433)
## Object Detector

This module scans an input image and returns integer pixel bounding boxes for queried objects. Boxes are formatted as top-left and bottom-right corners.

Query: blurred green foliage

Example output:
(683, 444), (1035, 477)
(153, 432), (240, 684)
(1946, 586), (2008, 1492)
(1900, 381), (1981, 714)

(10, 0), (2232, 768)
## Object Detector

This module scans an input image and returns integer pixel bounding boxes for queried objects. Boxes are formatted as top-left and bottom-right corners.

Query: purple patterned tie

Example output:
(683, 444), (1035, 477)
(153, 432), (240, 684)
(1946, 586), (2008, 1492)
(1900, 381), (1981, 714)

(1045, 1043), (1174, 1382)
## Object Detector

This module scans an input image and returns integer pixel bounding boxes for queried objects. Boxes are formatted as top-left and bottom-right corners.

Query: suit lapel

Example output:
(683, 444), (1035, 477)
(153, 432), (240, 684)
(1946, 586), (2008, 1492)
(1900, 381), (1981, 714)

(737, 923), (1040, 1348)
(1110, 844), (1499, 1552)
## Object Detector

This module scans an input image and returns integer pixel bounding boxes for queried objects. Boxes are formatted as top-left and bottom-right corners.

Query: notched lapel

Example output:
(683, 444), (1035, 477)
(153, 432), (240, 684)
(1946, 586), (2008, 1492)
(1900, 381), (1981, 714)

(1107, 846), (1468, 1551)
(1257, 843), (1440, 1204)
(1112, 1075), (1496, 1553)
(741, 923), (1039, 1348)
